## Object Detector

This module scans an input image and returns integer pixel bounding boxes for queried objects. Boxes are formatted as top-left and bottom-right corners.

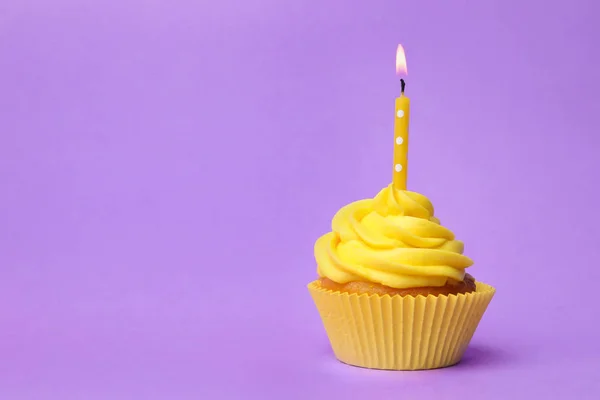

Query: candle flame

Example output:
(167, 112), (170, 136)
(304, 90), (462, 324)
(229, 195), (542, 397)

(396, 44), (408, 76)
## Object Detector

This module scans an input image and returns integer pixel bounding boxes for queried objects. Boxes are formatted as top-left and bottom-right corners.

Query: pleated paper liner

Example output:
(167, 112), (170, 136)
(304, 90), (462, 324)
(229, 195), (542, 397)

(308, 280), (495, 370)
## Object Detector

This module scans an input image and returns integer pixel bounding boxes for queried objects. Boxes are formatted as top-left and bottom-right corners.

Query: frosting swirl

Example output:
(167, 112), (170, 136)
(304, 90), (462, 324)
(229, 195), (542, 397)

(314, 184), (473, 289)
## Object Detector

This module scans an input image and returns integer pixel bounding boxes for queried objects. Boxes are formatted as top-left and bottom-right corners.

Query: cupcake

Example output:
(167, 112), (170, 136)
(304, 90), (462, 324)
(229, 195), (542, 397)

(309, 45), (495, 370)
(308, 184), (495, 370)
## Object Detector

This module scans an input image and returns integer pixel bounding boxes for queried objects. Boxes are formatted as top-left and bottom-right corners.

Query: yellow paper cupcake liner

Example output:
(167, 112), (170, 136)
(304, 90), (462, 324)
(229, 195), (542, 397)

(308, 280), (495, 370)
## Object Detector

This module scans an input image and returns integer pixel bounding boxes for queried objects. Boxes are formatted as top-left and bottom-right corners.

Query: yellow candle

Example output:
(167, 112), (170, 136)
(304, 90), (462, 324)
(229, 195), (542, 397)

(393, 89), (410, 190)
(393, 44), (409, 190)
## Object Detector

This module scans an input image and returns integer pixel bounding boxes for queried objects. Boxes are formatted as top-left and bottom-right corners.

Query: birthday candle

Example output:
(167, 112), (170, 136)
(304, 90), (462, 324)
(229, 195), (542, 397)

(393, 45), (410, 190)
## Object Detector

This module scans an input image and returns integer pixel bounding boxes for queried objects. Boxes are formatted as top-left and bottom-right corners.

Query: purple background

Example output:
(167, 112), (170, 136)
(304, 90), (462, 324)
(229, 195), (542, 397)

(1, 0), (599, 398)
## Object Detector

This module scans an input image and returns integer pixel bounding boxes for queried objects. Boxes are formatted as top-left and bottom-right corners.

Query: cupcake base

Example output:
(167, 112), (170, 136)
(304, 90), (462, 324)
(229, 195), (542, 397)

(316, 274), (477, 297)
(308, 280), (495, 370)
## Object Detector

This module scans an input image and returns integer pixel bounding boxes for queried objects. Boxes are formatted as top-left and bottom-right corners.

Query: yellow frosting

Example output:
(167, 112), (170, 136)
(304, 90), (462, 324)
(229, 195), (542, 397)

(314, 184), (473, 289)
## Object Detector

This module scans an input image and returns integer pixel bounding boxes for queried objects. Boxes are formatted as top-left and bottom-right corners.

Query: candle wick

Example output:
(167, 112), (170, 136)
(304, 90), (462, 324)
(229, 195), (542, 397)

(400, 79), (406, 95)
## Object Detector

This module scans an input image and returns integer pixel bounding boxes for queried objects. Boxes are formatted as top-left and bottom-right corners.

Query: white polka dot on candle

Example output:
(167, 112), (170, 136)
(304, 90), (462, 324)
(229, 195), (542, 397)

(396, 110), (404, 118)
(395, 164), (403, 172)
(396, 137), (404, 145)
